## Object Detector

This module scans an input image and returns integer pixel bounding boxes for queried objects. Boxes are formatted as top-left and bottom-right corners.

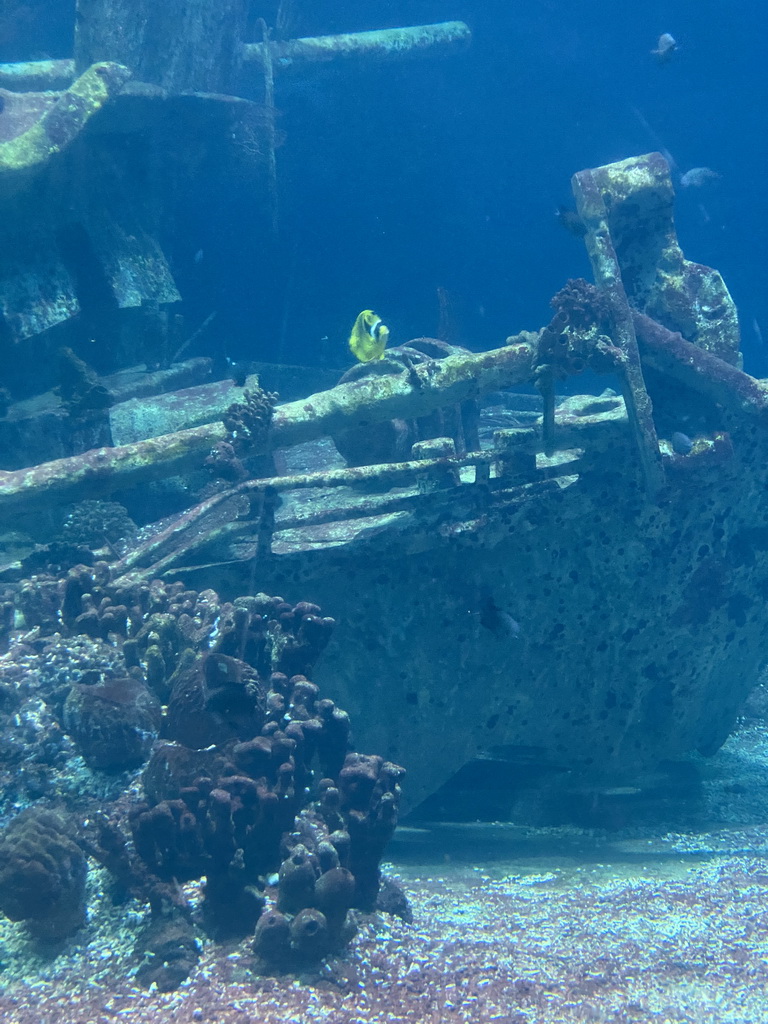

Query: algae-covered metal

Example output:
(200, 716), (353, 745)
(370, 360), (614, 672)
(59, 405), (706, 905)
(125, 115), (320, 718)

(243, 22), (471, 74)
(574, 153), (740, 365)
(0, 62), (129, 182)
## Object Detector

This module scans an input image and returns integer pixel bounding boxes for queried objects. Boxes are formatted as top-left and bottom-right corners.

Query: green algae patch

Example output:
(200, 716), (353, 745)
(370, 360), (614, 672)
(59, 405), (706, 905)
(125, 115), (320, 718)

(0, 62), (130, 177)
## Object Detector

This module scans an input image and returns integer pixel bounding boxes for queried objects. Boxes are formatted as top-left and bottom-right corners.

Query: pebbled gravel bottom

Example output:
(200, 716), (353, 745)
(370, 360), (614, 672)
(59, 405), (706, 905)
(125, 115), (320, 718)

(1, 846), (768, 1024)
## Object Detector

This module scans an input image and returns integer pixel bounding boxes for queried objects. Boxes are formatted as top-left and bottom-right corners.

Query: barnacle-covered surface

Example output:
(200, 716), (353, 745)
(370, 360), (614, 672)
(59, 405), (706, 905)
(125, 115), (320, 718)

(573, 153), (741, 366)
(262, 382), (768, 812)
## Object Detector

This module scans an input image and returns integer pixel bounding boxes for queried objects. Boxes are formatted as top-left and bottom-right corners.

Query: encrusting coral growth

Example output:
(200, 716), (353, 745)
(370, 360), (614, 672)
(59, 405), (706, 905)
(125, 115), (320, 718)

(0, 562), (406, 989)
(61, 499), (138, 551)
(0, 808), (87, 940)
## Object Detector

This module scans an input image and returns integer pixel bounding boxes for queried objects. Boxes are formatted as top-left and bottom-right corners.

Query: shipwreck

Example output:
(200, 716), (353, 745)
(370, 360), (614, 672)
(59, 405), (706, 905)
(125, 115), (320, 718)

(0, 0), (764, 816)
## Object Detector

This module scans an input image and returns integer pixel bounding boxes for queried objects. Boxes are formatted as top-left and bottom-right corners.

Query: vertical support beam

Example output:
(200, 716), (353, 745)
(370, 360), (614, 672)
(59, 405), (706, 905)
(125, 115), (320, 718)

(572, 166), (665, 496)
(74, 0), (248, 93)
(537, 370), (556, 457)
(257, 19), (279, 238)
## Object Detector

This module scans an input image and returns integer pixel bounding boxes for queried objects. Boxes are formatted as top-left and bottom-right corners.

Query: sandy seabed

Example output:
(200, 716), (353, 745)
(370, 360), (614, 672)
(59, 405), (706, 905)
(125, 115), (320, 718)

(1, 836), (767, 1024)
(4, 712), (768, 1024)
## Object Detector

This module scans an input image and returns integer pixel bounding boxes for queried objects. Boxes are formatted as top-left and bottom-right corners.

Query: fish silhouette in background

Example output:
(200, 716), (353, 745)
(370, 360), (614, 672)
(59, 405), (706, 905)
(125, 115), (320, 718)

(680, 166), (721, 189)
(555, 205), (587, 238)
(478, 586), (521, 641)
(651, 32), (678, 64)
(671, 431), (694, 455)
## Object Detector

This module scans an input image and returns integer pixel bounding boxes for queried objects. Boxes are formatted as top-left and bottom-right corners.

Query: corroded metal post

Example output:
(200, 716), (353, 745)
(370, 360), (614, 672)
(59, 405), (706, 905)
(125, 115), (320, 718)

(271, 340), (535, 448)
(634, 312), (768, 421)
(572, 163), (666, 497)
(587, 152), (739, 366)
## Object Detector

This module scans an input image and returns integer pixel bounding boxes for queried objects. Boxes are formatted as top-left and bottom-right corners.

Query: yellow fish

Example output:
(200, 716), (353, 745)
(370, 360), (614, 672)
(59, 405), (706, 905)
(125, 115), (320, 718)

(348, 309), (389, 363)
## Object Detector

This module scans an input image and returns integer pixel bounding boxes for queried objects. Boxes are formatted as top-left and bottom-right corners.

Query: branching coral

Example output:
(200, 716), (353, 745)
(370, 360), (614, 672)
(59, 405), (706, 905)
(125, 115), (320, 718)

(0, 562), (405, 988)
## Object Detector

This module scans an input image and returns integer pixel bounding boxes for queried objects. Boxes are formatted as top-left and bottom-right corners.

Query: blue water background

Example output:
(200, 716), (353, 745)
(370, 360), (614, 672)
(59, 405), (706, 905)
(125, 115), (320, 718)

(2, 0), (766, 373)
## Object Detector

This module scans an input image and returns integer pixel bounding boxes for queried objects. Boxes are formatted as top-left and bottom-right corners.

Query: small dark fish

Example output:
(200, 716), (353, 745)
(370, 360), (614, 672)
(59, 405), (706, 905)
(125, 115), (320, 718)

(479, 588), (521, 641)
(555, 206), (586, 238)
(651, 33), (678, 63)
(671, 431), (693, 455)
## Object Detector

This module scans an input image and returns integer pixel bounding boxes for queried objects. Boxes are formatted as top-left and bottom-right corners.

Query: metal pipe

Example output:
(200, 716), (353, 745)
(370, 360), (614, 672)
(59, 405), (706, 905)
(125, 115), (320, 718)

(0, 22), (470, 93)
(572, 166), (666, 497)
(243, 21), (471, 73)
(0, 58), (75, 92)
(633, 312), (768, 422)
(0, 341), (533, 517)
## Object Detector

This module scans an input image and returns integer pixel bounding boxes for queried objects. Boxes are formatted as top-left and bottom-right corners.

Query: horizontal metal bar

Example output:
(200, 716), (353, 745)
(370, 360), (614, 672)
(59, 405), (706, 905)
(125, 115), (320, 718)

(243, 21), (471, 73)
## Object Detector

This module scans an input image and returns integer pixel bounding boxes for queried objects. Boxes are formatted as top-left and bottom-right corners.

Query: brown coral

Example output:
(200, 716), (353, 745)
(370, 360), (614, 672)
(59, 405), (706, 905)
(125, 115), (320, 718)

(0, 808), (87, 940)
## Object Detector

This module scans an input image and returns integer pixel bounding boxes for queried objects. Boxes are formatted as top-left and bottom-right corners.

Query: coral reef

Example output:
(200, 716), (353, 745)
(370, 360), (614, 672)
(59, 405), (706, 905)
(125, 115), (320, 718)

(129, 668), (403, 958)
(250, 746), (404, 968)
(0, 808), (87, 940)
(204, 439), (248, 482)
(550, 277), (611, 336)
(533, 278), (618, 383)
(60, 499), (138, 551)
(63, 676), (161, 769)
(0, 563), (404, 987)
(223, 383), (278, 456)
